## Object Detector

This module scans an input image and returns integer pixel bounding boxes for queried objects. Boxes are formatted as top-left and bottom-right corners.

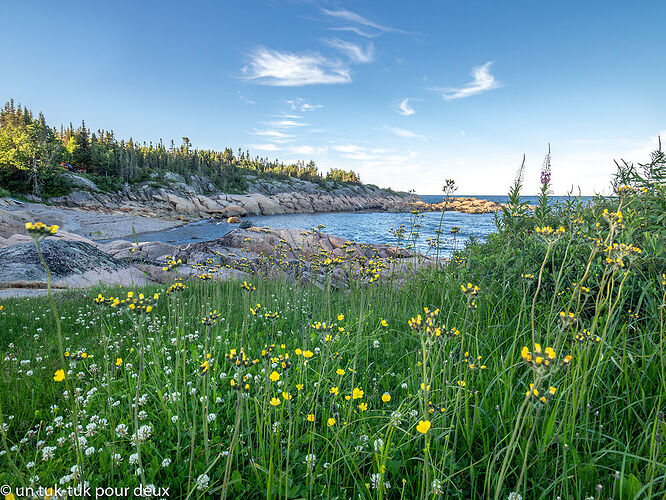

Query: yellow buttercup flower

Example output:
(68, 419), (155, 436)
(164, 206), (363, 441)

(416, 420), (431, 434)
(336, 368), (345, 376)
(53, 369), (65, 382)
(329, 386), (339, 395)
(115, 357), (122, 366)
(352, 387), (364, 399)
(327, 417), (335, 427)
(307, 413), (315, 422)
(358, 402), (367, 411)
(382, 392), (391, 403)
(270, 397), (281, 406)
(269, 371), (280, 382)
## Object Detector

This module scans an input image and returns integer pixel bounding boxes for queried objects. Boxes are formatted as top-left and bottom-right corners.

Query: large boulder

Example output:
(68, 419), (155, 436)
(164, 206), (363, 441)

(64, 174), (100, 192)
(221, 205), (247, 217)
(0, 239), (126, 284)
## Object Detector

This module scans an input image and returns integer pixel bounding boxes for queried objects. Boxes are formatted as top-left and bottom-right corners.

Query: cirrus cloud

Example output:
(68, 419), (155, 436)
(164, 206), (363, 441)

(243, 47), (351, 86)
(325, 38), (374, 63)
(434, 62), (500, 100)
(396, 98), (416, 116)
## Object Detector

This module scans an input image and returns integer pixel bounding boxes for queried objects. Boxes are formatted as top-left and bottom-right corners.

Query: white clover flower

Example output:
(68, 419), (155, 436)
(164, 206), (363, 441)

(42, 446), (56, 461)
(304, 453), (317, 469)
(195, 474), (210, 491)
(161, 458), (171, 468)
(136, 425), (152, 443)
(129, 453), (139, 465)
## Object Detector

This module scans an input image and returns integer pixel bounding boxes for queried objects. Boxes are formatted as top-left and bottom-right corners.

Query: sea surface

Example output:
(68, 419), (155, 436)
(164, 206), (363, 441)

(128, 195), (589, 256)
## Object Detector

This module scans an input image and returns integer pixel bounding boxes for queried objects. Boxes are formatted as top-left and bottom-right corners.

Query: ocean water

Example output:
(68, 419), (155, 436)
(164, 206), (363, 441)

(128, 195), (589, 255)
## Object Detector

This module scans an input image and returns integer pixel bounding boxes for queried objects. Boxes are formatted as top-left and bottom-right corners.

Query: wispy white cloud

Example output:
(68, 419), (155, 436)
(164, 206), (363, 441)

(435, 62), (499, 100)
(320, 8), (399, 35)
(243, 47), (351, 86)
(248, 143), (281, 152)
(266, 119), (308, 128)
(328, 26), (378, 39)
(396, 98), (415, 116)
(287, 98), (323, 112)
(252, 129), (294, 143)
(385, 126), (424, 139)
(325, 38), (374, 63)
(286, 145), (328, 155)
(331, 143), (379, 160)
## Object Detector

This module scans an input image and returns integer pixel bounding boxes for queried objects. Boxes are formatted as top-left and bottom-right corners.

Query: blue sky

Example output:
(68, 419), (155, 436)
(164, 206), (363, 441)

(2, 0), (664, 195)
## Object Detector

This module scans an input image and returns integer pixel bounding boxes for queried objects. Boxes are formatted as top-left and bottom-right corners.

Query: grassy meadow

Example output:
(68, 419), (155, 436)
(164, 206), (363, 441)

(1, 151), (665, 499)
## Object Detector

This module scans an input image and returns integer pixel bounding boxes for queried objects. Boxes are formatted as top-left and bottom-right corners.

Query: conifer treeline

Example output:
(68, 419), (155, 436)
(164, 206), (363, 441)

(0, 100), (361, 197)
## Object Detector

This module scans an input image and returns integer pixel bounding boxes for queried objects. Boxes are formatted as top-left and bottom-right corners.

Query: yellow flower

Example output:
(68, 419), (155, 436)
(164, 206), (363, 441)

(327, 417), (336, 427)
(295, 348), (302, 356)
(352, 387), (364, 399)
(303, 350), (313, 358)
(329, 386), (339, 395)
(296, 383), (304, 391)
(358, 402), (367, 411)
(270, 397), (281, 406)
(307, 413), (315, 422)
(269, 371), (280, 382)
(416, 420), (431, 434)
(381, 319), (388, 327)
(53, 369), (65, 382)
(337, 314), (344, 321)
(457, 380), (466, 387)
(5, 493), (16, 500)
(336, 368), (345, 376)
(115, 357), (122, 366)
(282, 391), (292, 400)
(382, 392), (391, 403)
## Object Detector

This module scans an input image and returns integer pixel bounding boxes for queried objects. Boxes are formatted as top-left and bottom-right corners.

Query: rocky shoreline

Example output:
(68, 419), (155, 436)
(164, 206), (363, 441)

(47, 173), (413, 224)
(40, 173), (506, 228)
(0, 225), (428, 297)
(0, 173), (507, 295)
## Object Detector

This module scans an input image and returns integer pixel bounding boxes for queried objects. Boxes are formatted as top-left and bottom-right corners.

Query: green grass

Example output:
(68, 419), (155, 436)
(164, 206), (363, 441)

(1, 156), (665, 499)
